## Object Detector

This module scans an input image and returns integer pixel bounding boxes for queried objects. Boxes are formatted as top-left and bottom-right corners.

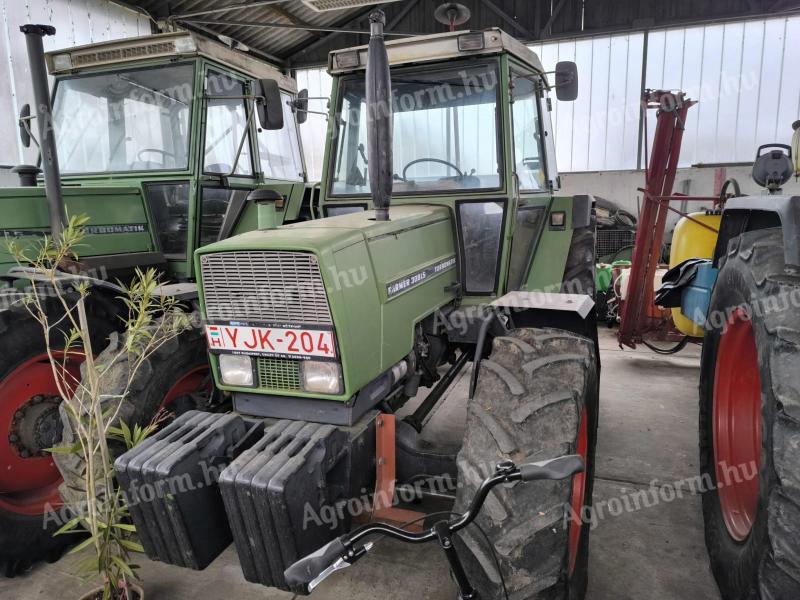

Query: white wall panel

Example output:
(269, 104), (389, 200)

(0, 0), (150, 168)
(650, 16), (800, 167)
(511, 32), (643, 174)
(295, 66), (332, 181)
(296, 15), (800, 179)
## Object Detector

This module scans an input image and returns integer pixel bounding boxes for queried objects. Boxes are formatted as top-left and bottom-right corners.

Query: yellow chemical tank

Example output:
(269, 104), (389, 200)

(669, 212), (721, 337)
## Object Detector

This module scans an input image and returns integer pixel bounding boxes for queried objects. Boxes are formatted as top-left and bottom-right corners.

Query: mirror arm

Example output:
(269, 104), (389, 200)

(224, 96), (259, 178)
(20, 115), (40, 148)
(294, 108), (329, 117)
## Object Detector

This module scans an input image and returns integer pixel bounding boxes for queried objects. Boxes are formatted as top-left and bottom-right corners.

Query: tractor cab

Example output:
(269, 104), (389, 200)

(3, 30), (310, 281)
(319, 28), (580, 297)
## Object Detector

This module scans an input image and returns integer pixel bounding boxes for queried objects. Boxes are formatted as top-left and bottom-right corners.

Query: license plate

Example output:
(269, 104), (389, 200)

(205, 324), (336, 359)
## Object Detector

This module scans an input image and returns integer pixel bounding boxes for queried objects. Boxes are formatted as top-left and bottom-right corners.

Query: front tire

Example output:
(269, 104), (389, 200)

(700, 227), (800, 599)
(54, 321), (211, 508)
(454, 328), (599, 599)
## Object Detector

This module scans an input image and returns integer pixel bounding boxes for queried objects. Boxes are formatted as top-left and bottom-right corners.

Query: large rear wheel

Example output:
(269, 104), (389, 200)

(700, 227), (800, 598)
(454, 327), (598, 599)
(0, 300), (116, 576)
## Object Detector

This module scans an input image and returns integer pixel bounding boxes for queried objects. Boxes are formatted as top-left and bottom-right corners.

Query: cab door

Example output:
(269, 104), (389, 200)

(248, 88), (308, 227)
(190, 67), (260, 277)
(506, 67), (551, 291)
(199, 74), (308, 242)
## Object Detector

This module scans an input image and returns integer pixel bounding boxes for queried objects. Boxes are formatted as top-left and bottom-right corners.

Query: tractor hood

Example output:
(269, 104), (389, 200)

(195, 204), (459, 401)
(198, 204), (451, 254)
(0, 185), (156, 274)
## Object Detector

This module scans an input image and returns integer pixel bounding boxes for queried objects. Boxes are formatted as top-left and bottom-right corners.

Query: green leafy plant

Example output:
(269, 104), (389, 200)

(7, 215), (192, 599)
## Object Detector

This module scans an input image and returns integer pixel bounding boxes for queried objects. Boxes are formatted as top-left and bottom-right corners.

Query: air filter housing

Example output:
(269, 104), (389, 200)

(301, 0), (400, 11)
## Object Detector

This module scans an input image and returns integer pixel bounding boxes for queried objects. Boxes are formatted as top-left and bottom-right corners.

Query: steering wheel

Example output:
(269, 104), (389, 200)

(401, 158), (463, 181)
(137, 148), (176, 164)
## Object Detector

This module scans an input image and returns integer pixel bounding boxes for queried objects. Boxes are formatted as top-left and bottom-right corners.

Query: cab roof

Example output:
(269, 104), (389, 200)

(328, 28), (544, 77)
(45, 31), (296, 93)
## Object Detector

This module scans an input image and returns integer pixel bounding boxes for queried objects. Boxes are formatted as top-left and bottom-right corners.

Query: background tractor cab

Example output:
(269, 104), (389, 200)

(0, 24), (311, 577)
(4, 29), (311, 283)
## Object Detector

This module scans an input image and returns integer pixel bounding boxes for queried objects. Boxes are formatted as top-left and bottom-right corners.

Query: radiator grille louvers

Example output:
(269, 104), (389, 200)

(257, 357), (301, 391)
(200, 251), (332, 325)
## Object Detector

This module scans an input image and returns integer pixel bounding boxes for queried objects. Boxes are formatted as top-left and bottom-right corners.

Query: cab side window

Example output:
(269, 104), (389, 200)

(511, 73), (547, 191)
(257, 92), (304, 181)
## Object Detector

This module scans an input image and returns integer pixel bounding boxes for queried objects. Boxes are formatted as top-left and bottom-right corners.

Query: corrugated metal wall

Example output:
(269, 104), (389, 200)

(0, 0), (151, 167)
(297, 14), (800, 179)
(529, 33), (645, 173)
(645, 17), (800, 168)
(295, 66), (332, 182)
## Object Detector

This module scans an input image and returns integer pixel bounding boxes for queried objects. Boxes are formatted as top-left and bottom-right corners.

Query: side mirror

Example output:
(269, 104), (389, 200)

(19, 104), (31, 148)
(256, 78), (284, 130)
(554, 61), (578, 101)
(294, 89), (309, 125)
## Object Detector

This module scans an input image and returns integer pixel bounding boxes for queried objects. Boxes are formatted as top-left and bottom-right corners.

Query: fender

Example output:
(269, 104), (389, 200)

(714, 196), (800, 268)
(0, 267), (200, 320)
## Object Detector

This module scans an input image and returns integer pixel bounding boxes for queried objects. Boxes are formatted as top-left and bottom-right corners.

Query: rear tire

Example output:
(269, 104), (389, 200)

(454, 327), (599, 599)
(0, 298), (116, 576)
(700, 227), (800, 599)
(562, 214), (597, 299)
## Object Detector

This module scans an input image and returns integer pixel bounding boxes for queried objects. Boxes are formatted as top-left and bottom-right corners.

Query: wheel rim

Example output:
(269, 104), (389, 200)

(568, 406), (589, 575)
(0, 353), (81, 516)
(160, 366), (211, 411)
(713, 309), (762, 542)
(0, 353), (210, 517)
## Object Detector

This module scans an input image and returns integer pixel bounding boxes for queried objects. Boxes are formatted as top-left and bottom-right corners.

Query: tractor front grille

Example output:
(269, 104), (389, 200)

(200, 251), (332, 325)
(596, 229), (636, 261)
(256, 358), (300, 391)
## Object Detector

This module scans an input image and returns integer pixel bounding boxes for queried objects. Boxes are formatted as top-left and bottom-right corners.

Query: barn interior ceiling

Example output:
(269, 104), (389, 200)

(119, 0), (800, 67)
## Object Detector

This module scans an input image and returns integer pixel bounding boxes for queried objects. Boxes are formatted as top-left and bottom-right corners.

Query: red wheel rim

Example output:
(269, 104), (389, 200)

(0, 353), (81, 516)
(568, 406), (589, 575)
(713, 309), (762, 542)
(160, 366), (211, 411)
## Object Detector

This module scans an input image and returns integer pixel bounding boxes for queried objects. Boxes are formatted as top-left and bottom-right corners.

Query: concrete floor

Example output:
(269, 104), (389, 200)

(1, 329), (721, 599)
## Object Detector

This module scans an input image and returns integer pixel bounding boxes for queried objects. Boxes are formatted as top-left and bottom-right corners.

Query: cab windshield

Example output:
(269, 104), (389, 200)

(330, 61), (501, 196)
(52, 63), (194, 174)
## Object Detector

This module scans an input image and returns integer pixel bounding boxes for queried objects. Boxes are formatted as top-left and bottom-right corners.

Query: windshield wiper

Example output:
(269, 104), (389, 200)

(117, 75), (188, 107)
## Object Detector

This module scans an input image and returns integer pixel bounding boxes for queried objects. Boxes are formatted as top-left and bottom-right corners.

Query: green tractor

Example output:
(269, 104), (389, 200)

(114, 11), (600, 600)
(0, 24), (311, 574)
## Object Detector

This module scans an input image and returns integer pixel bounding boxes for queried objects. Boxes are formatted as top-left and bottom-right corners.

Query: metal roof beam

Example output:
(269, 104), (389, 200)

(182, 18), (417, 36)
(169, 0), (288, 21)
(283, 0), (421, 66)
(178, 19), (287, 65)
(268, 4), (325, 38)
(542, 0), (568, 38)
(480, 0), (534, 39)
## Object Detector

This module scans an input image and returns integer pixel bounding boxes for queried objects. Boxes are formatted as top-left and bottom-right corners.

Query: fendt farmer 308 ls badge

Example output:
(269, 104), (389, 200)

(0, 25), (312, 575)
(115, 10), (600, 600)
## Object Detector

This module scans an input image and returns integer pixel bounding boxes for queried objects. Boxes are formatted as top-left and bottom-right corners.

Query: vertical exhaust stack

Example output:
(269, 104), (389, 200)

(20, 25), (66, 241)
(365, 10), (393, 222)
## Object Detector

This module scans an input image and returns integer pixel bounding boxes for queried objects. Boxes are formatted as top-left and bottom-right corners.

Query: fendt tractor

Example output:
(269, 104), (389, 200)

(0, 25), (312, 574)
(112, 10), (600, 600)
